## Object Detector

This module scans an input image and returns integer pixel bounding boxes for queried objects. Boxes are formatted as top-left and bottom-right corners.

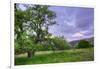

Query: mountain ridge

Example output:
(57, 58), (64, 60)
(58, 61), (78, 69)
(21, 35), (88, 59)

(69, 37), (94, 47)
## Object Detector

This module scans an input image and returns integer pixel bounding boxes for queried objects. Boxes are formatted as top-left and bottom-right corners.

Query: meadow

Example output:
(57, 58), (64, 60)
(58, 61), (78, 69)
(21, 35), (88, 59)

(15, 48), (94, 65)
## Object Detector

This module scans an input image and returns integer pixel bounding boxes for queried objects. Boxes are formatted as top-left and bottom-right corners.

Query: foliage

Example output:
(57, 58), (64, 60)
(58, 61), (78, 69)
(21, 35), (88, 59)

(76, 40), (92, 48)
(50, 37), (70, 50)
(15, 40), (22, 54)
(14, 4), (56, 57)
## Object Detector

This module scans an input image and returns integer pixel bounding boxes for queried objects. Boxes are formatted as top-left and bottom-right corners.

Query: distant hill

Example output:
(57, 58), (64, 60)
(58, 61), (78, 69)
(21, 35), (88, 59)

(69, 37), (94, 47)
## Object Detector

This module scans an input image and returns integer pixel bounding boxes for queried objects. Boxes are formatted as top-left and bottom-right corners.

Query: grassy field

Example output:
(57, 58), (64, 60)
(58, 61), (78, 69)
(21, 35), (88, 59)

(15, 48), (94, 65)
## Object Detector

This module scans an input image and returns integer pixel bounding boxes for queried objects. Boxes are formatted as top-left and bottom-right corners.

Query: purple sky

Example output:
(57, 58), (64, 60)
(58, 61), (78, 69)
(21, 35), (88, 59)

(48, 6), (94, 41)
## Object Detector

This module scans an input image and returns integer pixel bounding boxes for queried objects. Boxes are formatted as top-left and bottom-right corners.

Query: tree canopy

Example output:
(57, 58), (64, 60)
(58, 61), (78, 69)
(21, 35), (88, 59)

(14, 4), (56, 57)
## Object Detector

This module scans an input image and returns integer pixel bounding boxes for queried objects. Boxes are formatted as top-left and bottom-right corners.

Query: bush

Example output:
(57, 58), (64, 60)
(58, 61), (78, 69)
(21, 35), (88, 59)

(76, 40), (92, 48)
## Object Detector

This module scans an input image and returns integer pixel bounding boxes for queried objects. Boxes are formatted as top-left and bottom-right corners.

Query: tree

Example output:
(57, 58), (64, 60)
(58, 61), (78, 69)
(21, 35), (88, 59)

(51, 37), (70, 50)
(76, 40), (92, 48)
(14, 4), (56, 58)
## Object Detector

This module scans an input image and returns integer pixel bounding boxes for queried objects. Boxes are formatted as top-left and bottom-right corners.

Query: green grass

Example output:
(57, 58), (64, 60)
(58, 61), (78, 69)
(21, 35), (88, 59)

(15, 48), (94, 65)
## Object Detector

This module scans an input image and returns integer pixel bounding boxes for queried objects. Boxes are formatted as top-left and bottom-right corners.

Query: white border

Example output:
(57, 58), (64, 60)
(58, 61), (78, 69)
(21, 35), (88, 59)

(12, 0), (95, 8)
(11, 0), (95, 69)
(10, 0), (14, 68)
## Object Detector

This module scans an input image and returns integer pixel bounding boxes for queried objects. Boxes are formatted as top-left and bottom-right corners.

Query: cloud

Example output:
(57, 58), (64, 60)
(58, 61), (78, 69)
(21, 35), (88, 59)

(72, 30), (90, 38)
(64, 20), (76, 27)
(72, 32), (84, 37)
(80, 30), (89, 34)
(48, 6), (94, 41)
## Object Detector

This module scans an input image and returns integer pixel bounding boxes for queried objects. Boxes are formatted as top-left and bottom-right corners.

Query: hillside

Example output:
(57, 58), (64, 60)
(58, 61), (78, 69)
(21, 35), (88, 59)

(69, 37), (94, 47)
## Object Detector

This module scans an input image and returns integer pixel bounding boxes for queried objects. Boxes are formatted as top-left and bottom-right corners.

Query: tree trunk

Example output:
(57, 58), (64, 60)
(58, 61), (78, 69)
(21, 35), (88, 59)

(27, 51), (35, 58)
